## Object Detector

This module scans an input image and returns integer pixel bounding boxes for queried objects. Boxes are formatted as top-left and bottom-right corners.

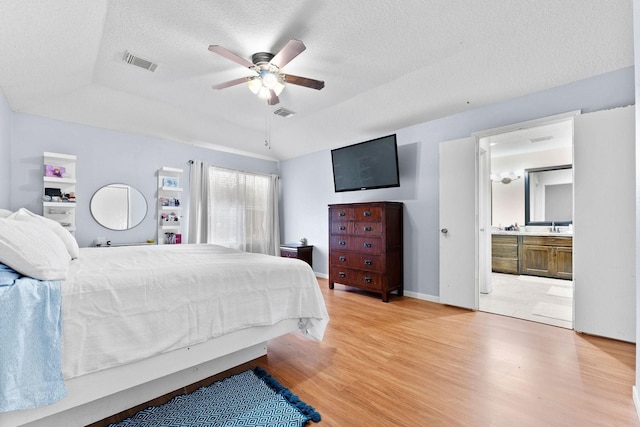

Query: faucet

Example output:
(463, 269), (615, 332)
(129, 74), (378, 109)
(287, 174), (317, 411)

(551, 221), (557, 232)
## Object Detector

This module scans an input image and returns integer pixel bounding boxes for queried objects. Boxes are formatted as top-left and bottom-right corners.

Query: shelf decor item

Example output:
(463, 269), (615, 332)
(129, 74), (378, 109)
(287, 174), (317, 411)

(45, 165), (66, 178)
(162, 177), (179, 188)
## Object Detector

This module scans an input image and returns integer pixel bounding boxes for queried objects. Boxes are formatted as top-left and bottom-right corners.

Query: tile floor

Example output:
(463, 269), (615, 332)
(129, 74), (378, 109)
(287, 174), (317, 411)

(479, 273), (573, 329)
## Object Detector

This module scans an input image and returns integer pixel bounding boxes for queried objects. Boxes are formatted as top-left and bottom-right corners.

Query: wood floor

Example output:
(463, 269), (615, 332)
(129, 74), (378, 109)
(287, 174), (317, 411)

(95, 278), (639, 427)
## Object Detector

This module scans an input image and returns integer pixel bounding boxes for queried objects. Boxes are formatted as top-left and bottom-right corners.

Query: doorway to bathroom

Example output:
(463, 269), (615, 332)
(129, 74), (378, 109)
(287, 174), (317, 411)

(477, 114), (575, 329)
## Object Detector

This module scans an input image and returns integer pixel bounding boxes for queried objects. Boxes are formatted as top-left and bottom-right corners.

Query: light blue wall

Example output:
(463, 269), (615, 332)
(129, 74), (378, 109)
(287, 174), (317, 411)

(8, 112), (279, 248)
(280, 66), (635, 299)
(633, 0), (640, 402)
(0, 90), (11, 209)
(2, 67), (635, 295)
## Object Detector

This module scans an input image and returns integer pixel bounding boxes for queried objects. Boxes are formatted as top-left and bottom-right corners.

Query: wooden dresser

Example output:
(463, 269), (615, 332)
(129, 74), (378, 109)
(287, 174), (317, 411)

(328, 202), (403, 302)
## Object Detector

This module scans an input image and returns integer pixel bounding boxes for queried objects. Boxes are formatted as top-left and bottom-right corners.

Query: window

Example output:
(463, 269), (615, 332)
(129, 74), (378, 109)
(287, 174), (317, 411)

(207, 166), (279, 254)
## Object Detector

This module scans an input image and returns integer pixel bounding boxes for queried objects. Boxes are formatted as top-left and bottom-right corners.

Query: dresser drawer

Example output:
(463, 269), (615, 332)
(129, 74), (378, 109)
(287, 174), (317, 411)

(330, 207), (354, 221)
(353, 222), (382, 236)
(329, 235), (352, 251)
(330, 251), (384, 272)
(280, 247), (298, 258)
(330, 221), (354, 235)
(354, 206), (382, 221)
(352, 237), (383, 254)
(279, 245), (313, 267)
(330, 267), (382, 292)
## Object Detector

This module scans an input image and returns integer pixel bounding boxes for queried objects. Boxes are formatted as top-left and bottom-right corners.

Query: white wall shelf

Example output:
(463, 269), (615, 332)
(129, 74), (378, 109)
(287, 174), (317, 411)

(44, 176), (76, 184)
(157, 166), (183, 244)
(43, 152), (77, 234)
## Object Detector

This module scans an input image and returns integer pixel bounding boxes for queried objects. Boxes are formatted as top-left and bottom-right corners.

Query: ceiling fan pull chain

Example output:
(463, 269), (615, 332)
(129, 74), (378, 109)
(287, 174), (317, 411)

(264, 114), (271, 149)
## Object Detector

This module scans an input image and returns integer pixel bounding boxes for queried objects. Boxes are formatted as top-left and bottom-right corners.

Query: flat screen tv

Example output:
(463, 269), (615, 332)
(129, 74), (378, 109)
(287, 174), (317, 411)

(331, 134), (400, 192)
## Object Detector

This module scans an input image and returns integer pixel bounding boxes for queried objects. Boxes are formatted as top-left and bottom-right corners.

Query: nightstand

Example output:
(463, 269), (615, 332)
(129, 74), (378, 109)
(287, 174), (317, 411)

(280, 243), (313, 268)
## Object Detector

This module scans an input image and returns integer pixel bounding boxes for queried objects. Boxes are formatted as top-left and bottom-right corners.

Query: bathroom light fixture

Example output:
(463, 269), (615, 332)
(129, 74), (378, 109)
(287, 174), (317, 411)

(530, 135), (553, 143)
(491, 171), (522, 184)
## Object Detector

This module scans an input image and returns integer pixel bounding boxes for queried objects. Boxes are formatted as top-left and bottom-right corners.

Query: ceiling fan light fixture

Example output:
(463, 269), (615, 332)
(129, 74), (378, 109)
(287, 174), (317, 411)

(257, 86), (271, 99)
(272, 79), (285, 96)
(247, 76), (262, 94)
(261, 71), (279, 89)
(247, 71), (285, 99)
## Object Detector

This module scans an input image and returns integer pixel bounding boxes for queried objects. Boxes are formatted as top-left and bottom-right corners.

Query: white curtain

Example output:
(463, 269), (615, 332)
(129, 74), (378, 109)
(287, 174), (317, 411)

(188, 160), (210, 244)
(190, 164), (280, 255)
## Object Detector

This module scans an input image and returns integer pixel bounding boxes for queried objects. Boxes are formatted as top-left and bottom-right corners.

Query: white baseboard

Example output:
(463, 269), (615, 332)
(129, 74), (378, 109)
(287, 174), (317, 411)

(402, 290), (439, 303)
(633, 385), (640, 422)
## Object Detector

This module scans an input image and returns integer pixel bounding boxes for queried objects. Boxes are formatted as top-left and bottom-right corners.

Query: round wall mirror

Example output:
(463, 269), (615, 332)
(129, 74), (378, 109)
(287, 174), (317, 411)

(90, 184), (148, 230)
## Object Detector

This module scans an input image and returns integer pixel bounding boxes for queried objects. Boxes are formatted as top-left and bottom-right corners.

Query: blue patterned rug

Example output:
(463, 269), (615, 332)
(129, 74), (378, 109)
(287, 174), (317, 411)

(109, 367), (321, 427)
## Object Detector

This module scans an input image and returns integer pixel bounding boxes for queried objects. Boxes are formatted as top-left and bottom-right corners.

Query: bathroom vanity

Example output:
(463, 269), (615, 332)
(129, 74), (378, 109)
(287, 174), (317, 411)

(492, 231), (572, 280)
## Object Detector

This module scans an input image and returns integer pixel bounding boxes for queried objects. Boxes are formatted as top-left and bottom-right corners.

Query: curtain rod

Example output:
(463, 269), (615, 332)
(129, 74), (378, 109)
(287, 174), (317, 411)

(188, 160), (278, 179)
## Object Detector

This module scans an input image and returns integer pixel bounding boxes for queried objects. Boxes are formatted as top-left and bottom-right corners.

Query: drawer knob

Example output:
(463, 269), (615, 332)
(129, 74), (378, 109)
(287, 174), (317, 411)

(339, 225), (346, 230)
(364, 211), (371, 217)
(364, 277), (372, 283)
(339, 212), (346, 217)
(339, 256), (346, 262)
(339, 272), (346, 278)
(364, 226), (372, 232)
(364, 259), (372, 265)
(364, 242), (372, 248)
(339, 240), (346, 246)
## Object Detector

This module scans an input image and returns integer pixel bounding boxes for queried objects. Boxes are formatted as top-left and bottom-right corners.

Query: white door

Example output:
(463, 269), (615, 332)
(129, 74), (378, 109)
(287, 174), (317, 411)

(439, 137), (478, 309)
(573, 105), (635, 342)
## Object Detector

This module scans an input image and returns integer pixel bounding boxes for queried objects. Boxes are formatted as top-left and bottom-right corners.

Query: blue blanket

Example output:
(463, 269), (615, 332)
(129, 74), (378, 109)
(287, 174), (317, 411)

(0, 264), (66, 412)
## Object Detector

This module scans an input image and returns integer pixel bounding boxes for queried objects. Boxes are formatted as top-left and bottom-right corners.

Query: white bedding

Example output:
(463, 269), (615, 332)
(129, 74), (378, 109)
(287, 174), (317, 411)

(61, 244), (328, 379)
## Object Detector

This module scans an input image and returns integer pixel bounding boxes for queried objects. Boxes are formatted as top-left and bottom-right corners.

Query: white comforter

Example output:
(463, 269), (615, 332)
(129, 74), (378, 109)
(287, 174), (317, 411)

(61, 244), (328, 379)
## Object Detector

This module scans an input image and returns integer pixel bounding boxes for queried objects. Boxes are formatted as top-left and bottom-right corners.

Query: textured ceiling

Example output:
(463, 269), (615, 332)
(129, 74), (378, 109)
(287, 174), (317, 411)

(0, 1), (633, 161)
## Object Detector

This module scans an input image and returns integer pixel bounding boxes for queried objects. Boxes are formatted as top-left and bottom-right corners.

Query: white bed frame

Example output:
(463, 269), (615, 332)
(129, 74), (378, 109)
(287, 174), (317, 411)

(0, 319), (300, 427)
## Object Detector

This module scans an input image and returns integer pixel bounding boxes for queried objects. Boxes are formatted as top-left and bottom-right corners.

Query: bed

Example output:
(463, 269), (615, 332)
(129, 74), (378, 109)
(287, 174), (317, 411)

(0, 209), (329, 427)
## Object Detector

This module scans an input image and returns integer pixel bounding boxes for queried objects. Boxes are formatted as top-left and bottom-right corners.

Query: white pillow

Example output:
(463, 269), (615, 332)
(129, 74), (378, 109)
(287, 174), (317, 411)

(0, 209), (12, 218)
(0, 218), (71, 280)
(10, 208), (80, 259)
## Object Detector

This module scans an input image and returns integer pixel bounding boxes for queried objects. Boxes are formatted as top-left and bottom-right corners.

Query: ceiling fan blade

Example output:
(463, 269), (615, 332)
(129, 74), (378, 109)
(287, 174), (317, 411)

(208, 45), (255, 69)
(284, 74), (325, 90)
(212, 76), (251, 90)
(270, 39), (306, 69)
(267, 90), (280, 105)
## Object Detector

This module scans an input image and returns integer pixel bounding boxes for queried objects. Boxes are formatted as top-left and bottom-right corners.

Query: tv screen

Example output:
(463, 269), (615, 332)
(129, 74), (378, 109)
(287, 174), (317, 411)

(331, 134), (400, 192)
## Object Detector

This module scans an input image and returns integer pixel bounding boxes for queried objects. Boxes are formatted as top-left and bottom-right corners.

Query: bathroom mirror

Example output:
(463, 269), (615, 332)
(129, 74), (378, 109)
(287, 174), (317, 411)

(90, 184), (148, 230)
(524, 164), (573, 226)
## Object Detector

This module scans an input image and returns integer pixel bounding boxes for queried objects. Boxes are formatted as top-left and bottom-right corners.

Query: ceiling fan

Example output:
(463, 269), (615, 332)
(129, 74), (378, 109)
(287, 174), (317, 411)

(208, 39), (325, 105)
